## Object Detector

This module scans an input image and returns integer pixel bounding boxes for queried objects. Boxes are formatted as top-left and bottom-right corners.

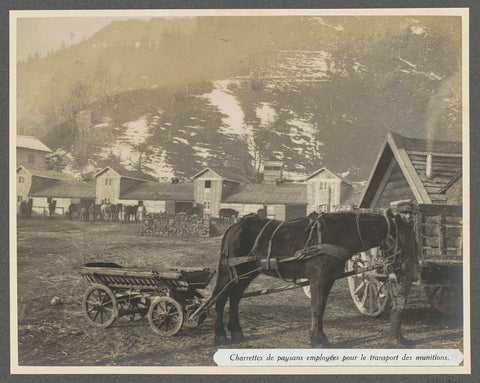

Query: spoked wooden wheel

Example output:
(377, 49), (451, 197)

(347, 248), (390, 317)
(83, 284), (118, 328)
(148, 296), (184, 336)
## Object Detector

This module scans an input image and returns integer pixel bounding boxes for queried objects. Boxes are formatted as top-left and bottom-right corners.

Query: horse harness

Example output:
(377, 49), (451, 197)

(224, 214), (354, 284)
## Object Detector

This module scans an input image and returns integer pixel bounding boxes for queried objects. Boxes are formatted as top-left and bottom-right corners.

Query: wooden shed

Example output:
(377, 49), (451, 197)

(94, 166), (157, 204)
(16, 166), (74, 209)
(358, 131), (463, 294)
(119, 181), (194, 214)
(192, 168), (248, 217)
(305, 168), (354, 213)
(30, 180), (96, 217)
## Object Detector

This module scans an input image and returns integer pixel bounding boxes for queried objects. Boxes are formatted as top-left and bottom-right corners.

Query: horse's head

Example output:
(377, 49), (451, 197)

(381, 207), (421, 281)
(305, 211), (320, 232)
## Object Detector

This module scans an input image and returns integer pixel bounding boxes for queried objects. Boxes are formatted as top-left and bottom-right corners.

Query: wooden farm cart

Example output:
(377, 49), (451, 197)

(345, 204), (463, 316)
(76, 263), (215, 336)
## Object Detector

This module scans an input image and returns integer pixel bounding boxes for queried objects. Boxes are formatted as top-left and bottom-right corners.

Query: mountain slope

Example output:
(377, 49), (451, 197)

(17, 16), (462, 181)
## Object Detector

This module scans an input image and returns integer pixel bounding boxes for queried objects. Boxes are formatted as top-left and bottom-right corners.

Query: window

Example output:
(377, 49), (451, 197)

(28, 154), (34, 164)
(17, 195), (22, 202)
(104, 197), (110, 203)
(204, 180), (211, 188)
(18, 176), (24, 184)
(318, 204), (328, 212)
(204, 201), (211, 210)
(105, 178), (112, 186)
(319, 182), (328, 191)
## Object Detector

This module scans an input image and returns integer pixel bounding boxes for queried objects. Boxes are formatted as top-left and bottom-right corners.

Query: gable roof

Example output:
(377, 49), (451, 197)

(192, 167), (249, 184)
(94, 166), (157, 182)
(359, 131), (462, 207)
(31, 180), (96, 199)
(16, 135), (52, 153)
(223, 183), (307, 205)
(305, 167), (352, 185)
(17, 166), (75, 181)
(120, 181), (194, 201)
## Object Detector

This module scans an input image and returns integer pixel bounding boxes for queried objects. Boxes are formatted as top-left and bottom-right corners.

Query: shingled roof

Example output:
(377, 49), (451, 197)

(95, 166), (157, 182)
(16, 135), (52, 152)
(359, 131), (462, 207)
(192, 167), (249, 184)
(120, 181), (194, 201)
(224, 183), (307, 205)
(31, 180), (96, 199)
(17, 166), (75, 181)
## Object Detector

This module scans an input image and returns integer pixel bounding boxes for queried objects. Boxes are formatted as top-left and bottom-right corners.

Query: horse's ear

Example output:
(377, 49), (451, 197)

(305, 212), (318, 231)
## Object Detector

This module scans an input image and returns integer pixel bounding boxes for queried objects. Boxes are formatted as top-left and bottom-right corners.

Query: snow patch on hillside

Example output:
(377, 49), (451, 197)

(255, 102), (277, 128)
(202, 80), (256, 159)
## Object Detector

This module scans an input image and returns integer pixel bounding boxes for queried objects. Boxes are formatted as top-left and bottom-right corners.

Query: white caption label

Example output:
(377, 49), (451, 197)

(214, 349), (463, 366)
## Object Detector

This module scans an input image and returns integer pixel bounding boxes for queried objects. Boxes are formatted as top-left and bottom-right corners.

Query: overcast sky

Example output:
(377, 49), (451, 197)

(16, 17), (149, 62)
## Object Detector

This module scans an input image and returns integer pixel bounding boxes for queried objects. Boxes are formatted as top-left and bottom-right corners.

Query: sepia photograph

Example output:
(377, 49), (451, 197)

(10, 8), (469, 373)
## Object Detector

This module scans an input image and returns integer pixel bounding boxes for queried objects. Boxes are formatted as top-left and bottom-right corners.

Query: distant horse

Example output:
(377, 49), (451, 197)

(124, 205), (139, 223)
(19, 199), (33, 218)
(79, 206), (89, 221)
(48, 200), (57, 220)
(219, 208), (239, 223)
(100, 203), (110, 221)
(68, 203), (88, 220)
(114, 204), (123, 221)
(88, 203), (102, 221)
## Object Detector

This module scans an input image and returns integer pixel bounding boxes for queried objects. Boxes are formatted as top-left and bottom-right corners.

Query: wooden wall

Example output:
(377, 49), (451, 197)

(17, 148), (47, 170)
(96, 169), (121, 204)
(194, 170), (224, 217)
(373, 161), (416, 208)
(416, 204), (462, 264)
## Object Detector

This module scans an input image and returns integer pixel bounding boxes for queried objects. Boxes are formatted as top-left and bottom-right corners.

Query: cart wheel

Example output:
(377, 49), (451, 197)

(346, 248), (390, 317)
(83, 284), (118, 328)
(148, 296), (184, 336)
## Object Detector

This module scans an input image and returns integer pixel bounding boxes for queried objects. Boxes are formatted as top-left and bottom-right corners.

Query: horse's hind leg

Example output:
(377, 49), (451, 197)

(228, 276), (255, 342)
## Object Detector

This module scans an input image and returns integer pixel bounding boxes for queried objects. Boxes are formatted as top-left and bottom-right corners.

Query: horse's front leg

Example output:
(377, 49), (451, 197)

(212, 269), (232, 345)
(307, 259), (338, 347)
(228, 276), (254, 342)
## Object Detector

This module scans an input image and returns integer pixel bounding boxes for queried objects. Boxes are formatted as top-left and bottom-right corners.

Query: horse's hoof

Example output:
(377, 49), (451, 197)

(230, 331), (245, 343)
(214, 335), (228, 346)
(387, 336), (414, 348)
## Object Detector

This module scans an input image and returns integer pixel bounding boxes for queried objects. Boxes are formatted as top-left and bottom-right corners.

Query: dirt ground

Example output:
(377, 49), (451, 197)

(15, 218), (463, 366)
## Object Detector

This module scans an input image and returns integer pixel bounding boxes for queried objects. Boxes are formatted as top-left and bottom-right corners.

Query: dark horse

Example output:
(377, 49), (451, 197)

(124, 205), (139, 223)
(211, 210), (419, 347)
(19, 198), (33, 218)
(48, 200), (57, 220)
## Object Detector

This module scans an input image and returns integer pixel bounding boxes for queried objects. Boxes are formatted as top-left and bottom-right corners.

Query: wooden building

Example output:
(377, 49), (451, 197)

(359, 131), (462, 208)
(30, 180), (96, 216)
(305, 168), (354, 213)
(222, 183), (307, 220)
(94, 166), (157, 204)
(16, 135), (52, 170)
(358, 131), (463, 281)
(16, 166), (74, 208)
(193, 167), (307, 220)
(193, 168), (249, 217)
(119, 181), (194, 214)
